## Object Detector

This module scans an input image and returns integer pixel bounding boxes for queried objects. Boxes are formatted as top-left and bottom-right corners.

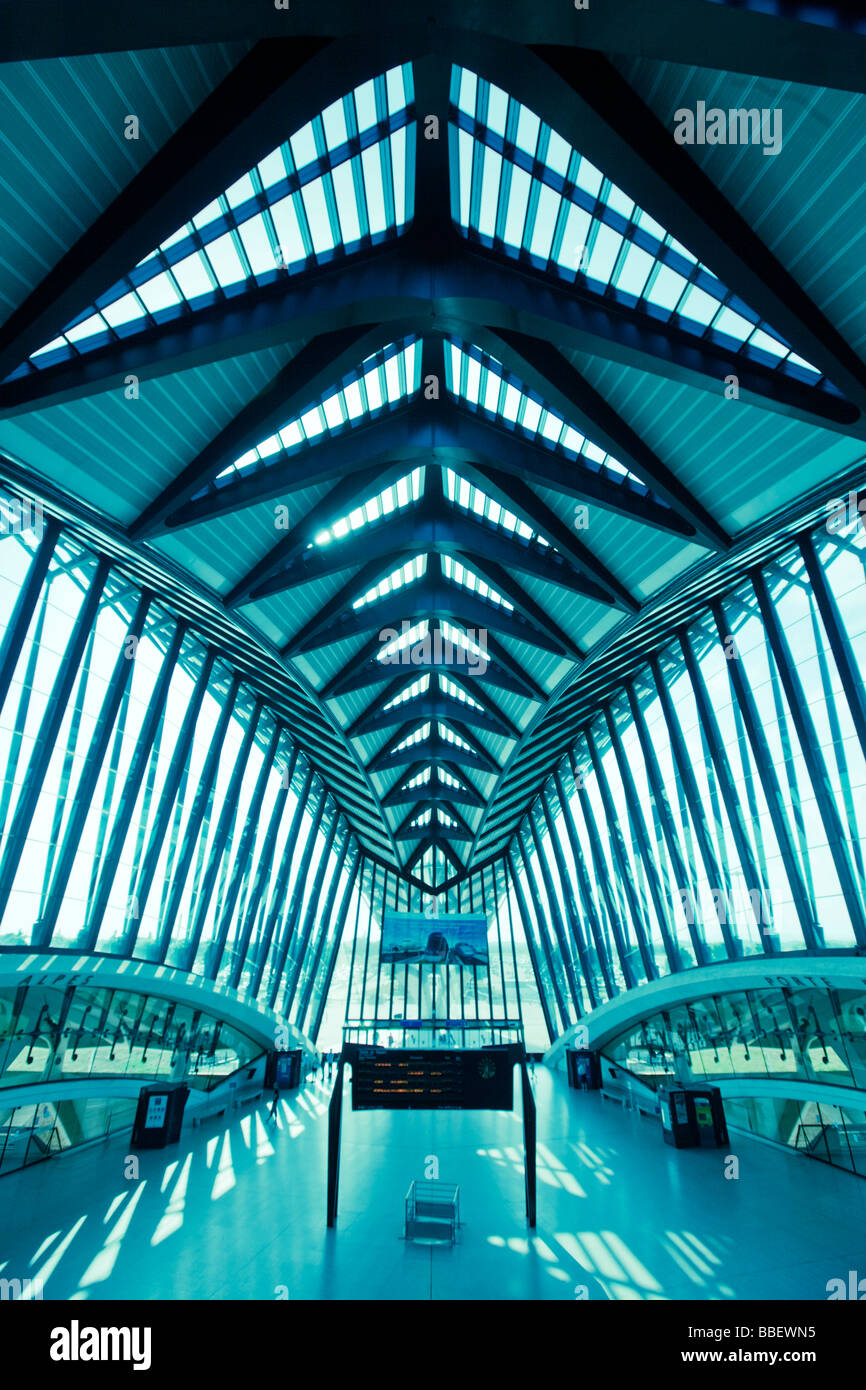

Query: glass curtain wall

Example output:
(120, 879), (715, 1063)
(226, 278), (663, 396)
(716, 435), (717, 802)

(1, 504), (864, 1054)
(0, 516), (360, 1042)
(505, 514), (866, 1046)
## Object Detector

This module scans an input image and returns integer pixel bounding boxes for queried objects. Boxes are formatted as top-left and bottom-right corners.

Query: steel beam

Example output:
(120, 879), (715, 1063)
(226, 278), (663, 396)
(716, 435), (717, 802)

(5, 5), (866, 98)
(527, 47), (866, 416)
(481, 327), (730, 551)
(286, 573), (577, 657)
(250, 498), (606, 599)
(0, 41), (343, 383)
(368, 730), (499, 775)
(750, 568), (866, 947)
(130, 324), (387, 538)
(4, 240), (853, 435)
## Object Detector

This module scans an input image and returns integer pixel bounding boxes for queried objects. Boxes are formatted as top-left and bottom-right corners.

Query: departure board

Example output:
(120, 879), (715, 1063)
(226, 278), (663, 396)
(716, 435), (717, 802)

(348, 1046), (515, 1111)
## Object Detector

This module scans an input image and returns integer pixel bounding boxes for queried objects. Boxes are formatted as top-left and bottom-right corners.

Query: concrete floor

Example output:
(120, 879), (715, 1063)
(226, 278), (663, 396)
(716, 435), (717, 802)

(1, 1068), (864, 1301)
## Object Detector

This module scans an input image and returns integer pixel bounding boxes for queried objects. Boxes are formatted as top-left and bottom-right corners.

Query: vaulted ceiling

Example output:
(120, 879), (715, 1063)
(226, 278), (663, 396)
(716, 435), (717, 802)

(1, 2), (865, 891)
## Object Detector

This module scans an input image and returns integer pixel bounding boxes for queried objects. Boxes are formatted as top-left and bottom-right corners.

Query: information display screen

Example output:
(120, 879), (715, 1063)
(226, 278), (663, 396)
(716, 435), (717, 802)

(349, 1046), (514, 1111)
(144, 1094), (168, 1129)
(380, 912), (489, 966)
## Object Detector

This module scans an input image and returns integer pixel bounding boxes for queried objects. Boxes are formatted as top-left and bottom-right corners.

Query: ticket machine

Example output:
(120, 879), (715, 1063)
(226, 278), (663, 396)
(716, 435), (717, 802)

(131, 1083), (189, 1149)
(566, 1048), (602, 1090)
(659, 1084), (727, 1148)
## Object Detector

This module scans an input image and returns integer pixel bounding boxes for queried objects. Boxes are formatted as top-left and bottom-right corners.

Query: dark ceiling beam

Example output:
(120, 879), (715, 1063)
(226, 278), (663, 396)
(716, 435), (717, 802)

(286, 545), (582, 659)
(393, 801), (434, 839)
(444, 404), (693, 537)
(412, 54), (455, 252)
(3, 6), (866, 92)
(251, 494), (609, 601)
(5, 241), (856, 437)
(375, 623), (548, 702)
(425, 667), (521, 740)
(394, 800), (475, 842)
(479, 327), (731, 552)
(163, 405), (422, 530)
(452, 549), (587, 659)
(323, 644), (538, 702)
(160, 396), (687, 537)
(129, 324), (389, 539)
(522, 46), (866, 420)
(347, 689), (516, 741)
(287, 574), (575, 657)
(0, 37), (416, 385)
(467, 463), (640, 614)
(396, 820), (473, 843)
(281, 555), (408, 657)
(224, 461), (410, 607)
(404, 832), (466, 876)
(381, 763), (487, 809)
(345, 668), (520, 741)
(259, 539), (408, 595)
(367, 727), (500, 775)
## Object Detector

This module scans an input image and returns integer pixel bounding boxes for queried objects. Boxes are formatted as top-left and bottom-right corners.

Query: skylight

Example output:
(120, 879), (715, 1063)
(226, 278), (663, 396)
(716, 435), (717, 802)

(410, 808), (458, 829)
(377, 618), (428, 664)
(443, 466), (548, 546)
(439, 673), (484, 709)
(403, 768), (434, 789)
(383, 674), (430, 710)
(315, 467), (423, 546)
(436, 766), (465, 790)
(450, 65), (822, 385)
(353, 556), (426, 609)
(446, 339), (645, 487)
(217, 340), (421, 484)
(441, 553), (514, 610)
(16, 65), (415, 379)
(401, 765), (466, 792)
(439, 619), (490, 663)
(392, 722), (431, 753)
(438, 722), (474, 752)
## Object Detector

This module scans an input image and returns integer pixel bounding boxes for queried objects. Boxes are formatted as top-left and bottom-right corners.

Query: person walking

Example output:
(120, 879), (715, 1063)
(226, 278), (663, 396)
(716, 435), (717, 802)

(268, 1085), (280, 1122)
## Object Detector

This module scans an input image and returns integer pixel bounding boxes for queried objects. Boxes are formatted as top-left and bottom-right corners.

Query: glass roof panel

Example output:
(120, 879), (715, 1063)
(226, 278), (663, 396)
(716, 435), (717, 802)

(383, 674), (430, 710)
(209, 340), (421, 489)
(13, 64), (416, 381)
(441, 554), (513, 610)
(438, 722), (474, 751)
(353, 555), (427, 609)
(449, 64), (823, 387)
(445, 338), (648, 487)
(443, 464), (547, 546)
(392, 722), (431, 752)
(439, 673), (484, 710)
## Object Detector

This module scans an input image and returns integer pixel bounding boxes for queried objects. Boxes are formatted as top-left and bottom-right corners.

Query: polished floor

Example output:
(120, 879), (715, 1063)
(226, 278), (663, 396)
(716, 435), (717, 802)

(1, 1068), (864, 1300)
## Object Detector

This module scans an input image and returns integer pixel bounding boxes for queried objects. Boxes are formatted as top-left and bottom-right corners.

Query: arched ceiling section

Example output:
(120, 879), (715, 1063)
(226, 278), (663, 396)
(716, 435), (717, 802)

(1, 8), (865, 891)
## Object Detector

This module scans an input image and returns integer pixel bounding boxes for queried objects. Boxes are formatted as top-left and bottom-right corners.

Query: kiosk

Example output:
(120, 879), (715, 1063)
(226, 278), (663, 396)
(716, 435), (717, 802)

(566, 1048), (602, 1090)
(659, 1084), (727, 1148)
(266, 1049), (303, 1090)
(131, 1083), (189, 1149)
